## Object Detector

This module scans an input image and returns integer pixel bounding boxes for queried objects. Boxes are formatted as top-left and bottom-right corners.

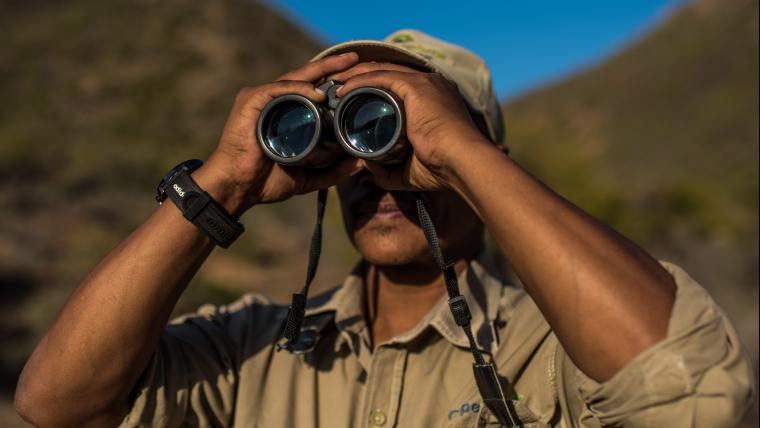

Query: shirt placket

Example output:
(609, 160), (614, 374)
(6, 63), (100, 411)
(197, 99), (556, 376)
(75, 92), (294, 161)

(360, 345), (409, 427)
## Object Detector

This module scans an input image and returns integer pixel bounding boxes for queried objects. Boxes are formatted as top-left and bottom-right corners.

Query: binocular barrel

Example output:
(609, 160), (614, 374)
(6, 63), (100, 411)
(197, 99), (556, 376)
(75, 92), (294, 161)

(256, 82), (407, 167)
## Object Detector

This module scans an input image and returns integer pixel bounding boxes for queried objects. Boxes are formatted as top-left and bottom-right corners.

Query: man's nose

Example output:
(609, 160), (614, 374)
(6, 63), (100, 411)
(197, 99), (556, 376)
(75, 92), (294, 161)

(337, 170), (384, 201)
(341, 168), (381, 190)
(356, 169), (377, 186)
(337, 169), (373, 192)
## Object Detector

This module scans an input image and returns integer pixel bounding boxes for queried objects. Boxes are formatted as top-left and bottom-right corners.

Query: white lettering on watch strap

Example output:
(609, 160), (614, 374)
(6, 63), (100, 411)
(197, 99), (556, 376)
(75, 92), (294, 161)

(172, 183), (186, 197)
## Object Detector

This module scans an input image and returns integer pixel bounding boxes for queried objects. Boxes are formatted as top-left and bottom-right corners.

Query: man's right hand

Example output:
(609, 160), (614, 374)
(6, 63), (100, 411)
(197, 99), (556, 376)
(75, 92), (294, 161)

(198, 53), (363, 216)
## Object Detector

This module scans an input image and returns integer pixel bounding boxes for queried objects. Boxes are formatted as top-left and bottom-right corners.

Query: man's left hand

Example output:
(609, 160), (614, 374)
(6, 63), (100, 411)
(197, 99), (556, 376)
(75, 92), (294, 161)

(330, 63), (492, 191)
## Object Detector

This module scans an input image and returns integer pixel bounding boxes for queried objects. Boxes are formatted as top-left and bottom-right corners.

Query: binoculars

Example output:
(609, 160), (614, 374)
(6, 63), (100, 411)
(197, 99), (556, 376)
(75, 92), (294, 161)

(256, 80), (408, 167)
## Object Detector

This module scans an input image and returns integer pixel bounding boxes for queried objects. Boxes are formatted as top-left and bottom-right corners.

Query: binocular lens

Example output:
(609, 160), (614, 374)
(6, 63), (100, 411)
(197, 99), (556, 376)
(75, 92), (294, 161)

(340, 96), (398, 153)
(262, 101), (318, 158)
(257, 83), (406, 166)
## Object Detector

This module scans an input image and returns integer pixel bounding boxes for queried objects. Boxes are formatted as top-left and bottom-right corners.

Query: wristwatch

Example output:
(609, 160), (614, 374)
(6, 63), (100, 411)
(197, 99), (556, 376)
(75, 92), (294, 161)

(156, 159), (244, 248)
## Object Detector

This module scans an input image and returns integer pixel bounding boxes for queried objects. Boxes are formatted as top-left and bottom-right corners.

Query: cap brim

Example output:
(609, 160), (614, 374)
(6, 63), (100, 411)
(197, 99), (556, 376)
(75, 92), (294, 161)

(312, 41), (436, 73)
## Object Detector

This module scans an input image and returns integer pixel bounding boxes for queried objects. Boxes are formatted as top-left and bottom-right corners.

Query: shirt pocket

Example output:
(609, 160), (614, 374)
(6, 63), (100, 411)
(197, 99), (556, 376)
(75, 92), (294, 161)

(441, 351), (558, 427)
(470, 367), (560, 427)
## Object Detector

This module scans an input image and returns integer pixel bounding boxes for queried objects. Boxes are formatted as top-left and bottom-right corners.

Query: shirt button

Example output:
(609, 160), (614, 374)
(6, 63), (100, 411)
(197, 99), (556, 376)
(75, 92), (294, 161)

(369, 409), (387, 426)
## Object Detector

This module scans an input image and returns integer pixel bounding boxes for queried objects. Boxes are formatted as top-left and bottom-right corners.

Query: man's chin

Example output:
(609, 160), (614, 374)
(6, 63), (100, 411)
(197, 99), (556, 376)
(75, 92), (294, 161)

(352, 226), (430, 267)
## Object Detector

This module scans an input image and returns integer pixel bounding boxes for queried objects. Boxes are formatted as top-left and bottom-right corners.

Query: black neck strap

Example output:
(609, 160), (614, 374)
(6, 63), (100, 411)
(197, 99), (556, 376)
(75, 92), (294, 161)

(280, 188), (328, 347)
(279, 189), (518, 426)
(415, 194), (518, 427)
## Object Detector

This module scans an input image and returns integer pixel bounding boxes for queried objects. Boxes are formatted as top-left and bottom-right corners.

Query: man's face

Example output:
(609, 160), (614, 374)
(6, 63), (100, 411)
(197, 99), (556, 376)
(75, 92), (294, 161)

(336, 170), (483, 266)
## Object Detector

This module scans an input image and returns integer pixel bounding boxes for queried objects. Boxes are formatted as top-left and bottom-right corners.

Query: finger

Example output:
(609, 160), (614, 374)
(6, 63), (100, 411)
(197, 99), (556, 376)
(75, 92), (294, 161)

(361, 160), (414, 191)
(232, 80), (325, 118)
(328, 61), (420, 83)
(290, 158), (364, 195)
(222, 81), (325, 144)
(335, 70), (419, 100)
(277, 52), (360, 82)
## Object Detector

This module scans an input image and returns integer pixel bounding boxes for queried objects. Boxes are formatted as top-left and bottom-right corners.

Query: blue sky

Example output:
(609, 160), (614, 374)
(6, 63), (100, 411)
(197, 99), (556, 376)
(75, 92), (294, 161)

(265, 0), (684, 100)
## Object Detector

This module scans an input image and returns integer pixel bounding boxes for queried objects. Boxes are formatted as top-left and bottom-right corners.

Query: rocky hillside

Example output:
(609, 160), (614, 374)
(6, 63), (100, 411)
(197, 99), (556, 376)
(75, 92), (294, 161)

(505, 0), (757, 286)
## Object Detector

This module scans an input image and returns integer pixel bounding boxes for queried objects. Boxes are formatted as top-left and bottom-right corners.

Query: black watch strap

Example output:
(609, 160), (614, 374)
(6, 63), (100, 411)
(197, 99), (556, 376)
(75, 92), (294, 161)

(165, 168), (244, 248)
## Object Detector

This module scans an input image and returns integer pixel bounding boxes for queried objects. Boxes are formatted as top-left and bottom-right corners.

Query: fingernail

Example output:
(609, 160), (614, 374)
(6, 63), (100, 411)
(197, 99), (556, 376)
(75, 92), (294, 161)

(338, 52), (351, 57)
(315, 87), (325, 94)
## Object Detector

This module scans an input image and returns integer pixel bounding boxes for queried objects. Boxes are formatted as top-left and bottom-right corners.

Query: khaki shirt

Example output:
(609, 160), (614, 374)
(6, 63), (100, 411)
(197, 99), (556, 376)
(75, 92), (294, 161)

(121, 255), (755, 427)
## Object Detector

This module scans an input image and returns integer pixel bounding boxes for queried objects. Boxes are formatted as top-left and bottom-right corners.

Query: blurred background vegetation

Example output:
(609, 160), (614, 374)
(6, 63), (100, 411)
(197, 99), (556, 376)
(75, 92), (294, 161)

(0, 0), (757, 425)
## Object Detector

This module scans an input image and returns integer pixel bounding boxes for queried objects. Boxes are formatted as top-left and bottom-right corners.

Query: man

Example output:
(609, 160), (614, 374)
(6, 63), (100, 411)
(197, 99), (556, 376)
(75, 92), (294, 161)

(15, 30), (754, 427)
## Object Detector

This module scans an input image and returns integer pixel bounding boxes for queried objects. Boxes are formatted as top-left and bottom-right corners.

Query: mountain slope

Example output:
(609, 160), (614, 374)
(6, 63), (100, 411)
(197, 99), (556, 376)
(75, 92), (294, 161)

(0, 0), (352, 309)
(0, 0), (322, 193)
(504, 0), (758, 288)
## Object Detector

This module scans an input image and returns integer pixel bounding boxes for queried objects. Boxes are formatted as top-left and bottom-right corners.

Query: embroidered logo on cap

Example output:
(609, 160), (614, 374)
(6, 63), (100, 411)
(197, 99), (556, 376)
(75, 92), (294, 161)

(391, 34), (413, 43)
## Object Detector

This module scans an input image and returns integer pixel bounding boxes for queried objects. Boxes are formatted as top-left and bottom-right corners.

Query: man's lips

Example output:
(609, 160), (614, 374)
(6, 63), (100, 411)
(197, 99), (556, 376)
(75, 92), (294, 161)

(355, 200), (412, 218)
(351, 194), (418, 224)
(346, 181), (418, 225)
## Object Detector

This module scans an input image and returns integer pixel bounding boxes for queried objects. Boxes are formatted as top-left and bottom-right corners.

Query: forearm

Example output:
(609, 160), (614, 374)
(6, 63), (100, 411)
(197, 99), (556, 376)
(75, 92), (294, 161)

(449, 141), (676, 381)
(15, 166), (244, 426)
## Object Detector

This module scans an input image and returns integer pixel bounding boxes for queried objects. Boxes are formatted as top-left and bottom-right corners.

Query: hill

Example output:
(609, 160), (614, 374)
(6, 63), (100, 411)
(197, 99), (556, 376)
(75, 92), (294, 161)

(505, 0), (757, 315)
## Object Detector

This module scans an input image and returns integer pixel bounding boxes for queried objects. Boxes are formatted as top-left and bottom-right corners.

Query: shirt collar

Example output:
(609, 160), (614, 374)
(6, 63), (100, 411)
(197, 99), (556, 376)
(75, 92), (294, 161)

(388, 251), (507, 354)
(304, 251), (509, 355)
(304, 262), (371, 360)
(305, 261), (366, 329)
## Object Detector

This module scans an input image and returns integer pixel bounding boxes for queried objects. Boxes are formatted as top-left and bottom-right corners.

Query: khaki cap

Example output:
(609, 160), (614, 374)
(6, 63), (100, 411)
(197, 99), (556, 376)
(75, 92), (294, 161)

(312, 29), (505, 144)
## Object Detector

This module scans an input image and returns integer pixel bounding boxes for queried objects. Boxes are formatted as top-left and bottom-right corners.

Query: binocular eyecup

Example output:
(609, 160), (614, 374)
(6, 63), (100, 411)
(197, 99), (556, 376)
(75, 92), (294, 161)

(256, 81), (408, 167)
